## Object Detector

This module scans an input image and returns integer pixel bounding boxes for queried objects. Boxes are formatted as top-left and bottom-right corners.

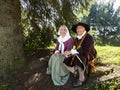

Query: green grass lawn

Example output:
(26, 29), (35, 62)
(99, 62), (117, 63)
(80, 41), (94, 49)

(95, 45), (120, 64)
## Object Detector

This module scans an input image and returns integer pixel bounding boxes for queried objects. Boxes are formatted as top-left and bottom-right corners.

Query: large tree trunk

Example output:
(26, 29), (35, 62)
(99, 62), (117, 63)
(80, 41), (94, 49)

(0, 0), (24, 79)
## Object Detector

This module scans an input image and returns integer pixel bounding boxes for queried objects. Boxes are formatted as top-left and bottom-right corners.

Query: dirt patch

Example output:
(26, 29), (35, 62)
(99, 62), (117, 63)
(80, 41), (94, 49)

(1, 50), (120, 90)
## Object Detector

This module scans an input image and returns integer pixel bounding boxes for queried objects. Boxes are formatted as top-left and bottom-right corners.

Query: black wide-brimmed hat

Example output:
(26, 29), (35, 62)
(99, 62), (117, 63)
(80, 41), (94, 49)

(71, 22), (90, 33)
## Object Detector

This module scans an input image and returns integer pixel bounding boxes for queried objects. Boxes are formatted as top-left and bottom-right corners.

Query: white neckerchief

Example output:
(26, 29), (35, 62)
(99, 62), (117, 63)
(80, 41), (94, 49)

(57, 29), (71, 53)
(77, 31), (86, 40)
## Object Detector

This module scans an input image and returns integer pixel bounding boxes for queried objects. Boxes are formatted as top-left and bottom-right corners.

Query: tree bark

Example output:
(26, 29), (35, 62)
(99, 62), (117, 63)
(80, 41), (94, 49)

(0, 0), (24, 79)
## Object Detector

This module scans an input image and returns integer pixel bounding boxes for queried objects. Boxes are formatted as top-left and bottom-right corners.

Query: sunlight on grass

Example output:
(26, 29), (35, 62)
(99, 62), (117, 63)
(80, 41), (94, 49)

(47, 45), (55, 49)
(48, 45), (120, 64)
(95, 46), (120, 64)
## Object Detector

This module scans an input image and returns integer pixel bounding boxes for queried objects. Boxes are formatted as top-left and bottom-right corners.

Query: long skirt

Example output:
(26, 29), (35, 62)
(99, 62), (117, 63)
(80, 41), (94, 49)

(46, 54), (70, 86)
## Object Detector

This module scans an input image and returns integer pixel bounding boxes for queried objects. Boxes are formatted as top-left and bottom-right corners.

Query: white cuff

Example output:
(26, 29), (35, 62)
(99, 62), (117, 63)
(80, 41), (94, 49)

(71, 49), (79, 55)
(54, 50), (59, 54)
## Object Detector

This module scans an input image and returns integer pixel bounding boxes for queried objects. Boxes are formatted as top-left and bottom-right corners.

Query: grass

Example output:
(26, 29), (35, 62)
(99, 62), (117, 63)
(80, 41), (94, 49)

(72, 45), (120, 90)
(95, 45), (120, 64)
(0, 83), (11, 90)
(89, 77), (120, 90)
(48, 45), (120, 64)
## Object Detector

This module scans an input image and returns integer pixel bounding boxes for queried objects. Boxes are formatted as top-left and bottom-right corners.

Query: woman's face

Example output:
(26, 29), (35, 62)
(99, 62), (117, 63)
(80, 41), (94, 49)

(76, 26), (85, 35)
(59, 27), (67, 37)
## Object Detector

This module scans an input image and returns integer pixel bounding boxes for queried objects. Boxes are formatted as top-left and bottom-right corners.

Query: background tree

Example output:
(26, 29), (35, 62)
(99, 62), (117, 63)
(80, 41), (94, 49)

(0, 0), (24, 79)
(20, 0), (94, 49)
(85, 0), (120, 45)
(0, 0), (94, 79)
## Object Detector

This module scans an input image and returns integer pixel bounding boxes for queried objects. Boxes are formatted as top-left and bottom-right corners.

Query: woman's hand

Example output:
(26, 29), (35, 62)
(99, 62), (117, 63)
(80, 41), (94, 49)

(64, 51), (72, 56)
(54, 52), (62, 56)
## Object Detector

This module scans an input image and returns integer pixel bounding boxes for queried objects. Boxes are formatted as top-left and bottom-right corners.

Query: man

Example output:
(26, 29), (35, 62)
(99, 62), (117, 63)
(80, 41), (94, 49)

(63, 22), (97, 87)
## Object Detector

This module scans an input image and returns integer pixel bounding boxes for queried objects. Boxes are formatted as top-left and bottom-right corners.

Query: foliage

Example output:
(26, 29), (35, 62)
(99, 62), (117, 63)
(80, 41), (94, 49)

(84, 0), (120, 46)
(0, 83), (11, 90)
(20, 0), (94, 49)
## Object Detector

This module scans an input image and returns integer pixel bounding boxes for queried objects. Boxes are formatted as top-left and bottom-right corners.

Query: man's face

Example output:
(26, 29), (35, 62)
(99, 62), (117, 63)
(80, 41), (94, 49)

(76, 26), (85, 35)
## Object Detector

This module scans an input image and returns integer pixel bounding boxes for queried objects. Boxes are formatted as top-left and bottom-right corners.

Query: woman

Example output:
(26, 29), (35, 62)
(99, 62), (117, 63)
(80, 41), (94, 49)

(46, 25), (74, 86)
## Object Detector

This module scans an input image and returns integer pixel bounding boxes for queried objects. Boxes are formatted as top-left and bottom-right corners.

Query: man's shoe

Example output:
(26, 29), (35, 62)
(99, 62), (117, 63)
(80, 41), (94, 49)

(72, 80), (82, 87)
